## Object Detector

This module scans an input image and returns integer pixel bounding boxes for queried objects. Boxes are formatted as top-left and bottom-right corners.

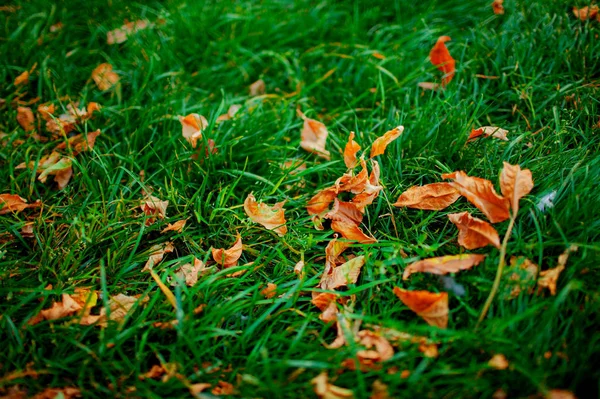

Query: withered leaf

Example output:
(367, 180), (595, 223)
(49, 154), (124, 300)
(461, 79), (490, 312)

(216, 104), (242, 121)
(393, 287), (448, 328)
(403, 254), (486, 279)
(573, 5), (598, 21)
(142, 242), (175, 272)
(348, 330), (394, 371)
(307, 186), (338, 218)
(54, 129), (101, 155)
(37, 157), (73, 190)
(537, 245), (578, 296)
(30, 387), (81, 399)
(324, 199), (363, 225)
(430, 36), (455, 86)
(492, 0), (504, 15)
(311, 292), (339, 323)
(448, 211), (501, 249)
(311, 372), (354, 399)
(249, 79), (266, 96)
(499, 162), (534, 214)
(344, 131), (361, 169)
(212, 380), (235, 395)
(107, 20), (149, 44)
(17, 106), (35, 131)
(0, 194), (41, 215)
(331, 220), (377, 244)
(91, 63), (119, 91)
(321, 256), (365, 291)
(161, 219), (187, 234)
(260, 282), (277, 299)
(468, 126), (509, 141)
(93, 293), (149, 327)
(178, 113), (208, 148)
(352, 160), (383, 212)
(14, 70), (29, 86)
(442, 171), (510, 223)
(141, 195), (169, 225)
(171, 258), (206, 287)
(394, 183), (460, 210)
(28, 288), (98, 325)
(212, 234), (243, 267)
(370, 126), (404, 158)
(244, 192), (287, 236)
(298, 109), (330, 160)
(488, 354), (509, 370)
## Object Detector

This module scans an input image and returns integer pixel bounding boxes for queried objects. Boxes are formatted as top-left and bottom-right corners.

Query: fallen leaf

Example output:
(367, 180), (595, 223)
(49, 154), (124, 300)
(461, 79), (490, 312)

(244, 192), (287, 236)
(506, 256), (538, 298)
(107, 20), (149, 44)
(37, 103), (55, 121)
(28, 288), (98, 325)
(261, 283), (277, 298)
(161, 219), (187, 234)
(93, 293), (149, 326)
(216, 104), (242, 121)
(178, 113), (208, 148)
(189, 383), (212, 395)
(375, 327), (439, 358)
(344, 131), (361, 169)
(335, 164), (369, 194)
(21, 222), (34, 237)
(37, 157), (73, 190)
(393, 287), (448, 328)
(92, 63), (119, 91)
(468, 126), (509, 141)
(546, 389), (577, 399)
(573, 5), (598, 21)
(307, 186), (339, 218)
(17, 106), (35, 131)
(537, 245), (578, 296)
(442, 171), (510, 223)
(429, 36), (456, 86)
(393, 183), (460, 210)
(311, 292), (339, 323)
(403, 254), (486, 280)
(417, 82), (440, 91)
(499, 162), (534, 214)
(370, 125), (404, 158)
(322, 256), (365, 291)
(294, 260), (305, 278)
(171, 258), (206, 287)
(142, 242), (175, 272)
(298, 109), (330, 160)
(141, 195), (169, 225)
(212, 234), (243, 267)
(369, 380), (389, 399)
(331, 220), (377, 244)
(492, 0), (504, 15)
(448, 211), (501, 249)
(31, 387), (81, 399)
(54, 129), (101, 155)
(0, 194), (41, 215)
(212, 380), (235, 395)
(14, 71), (29, 86)
(311, 372), (354, 399)
(249, 79), (266, 96)
(325, 199), (363, 225)
(488, 354), (509, 370)
(347, 330), (394, 371)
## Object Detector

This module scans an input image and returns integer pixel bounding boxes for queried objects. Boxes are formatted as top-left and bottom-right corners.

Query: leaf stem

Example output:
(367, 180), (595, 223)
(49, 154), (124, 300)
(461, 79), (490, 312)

(477, 213), (517, 327)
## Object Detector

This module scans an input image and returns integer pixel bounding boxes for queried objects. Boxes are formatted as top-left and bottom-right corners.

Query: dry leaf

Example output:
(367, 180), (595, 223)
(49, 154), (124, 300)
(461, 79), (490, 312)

(36, 157), (73, 190)
(393, 287), (448, 328)
(54, 129), (101, 155)
(142, 242), (175, 272)
(107, 20), (149, 44)
(468, 126), (509, 141)
(17, 106), (35, 131)
(448, 211), (501, 249)
(429, 36), (456, 86)
(161, 219), (187, 233)
(403, 254), (486, 280)
(141, 195), (169, 225)
(573, 5), (598, 21)
(261, 283), (277, 298)
(325, 199), (363, 225)
(31, 387), (81, 399)
(393, 183), (460, 210)
(91, 63), (119, 91)
(331, 220), (377, 244)
(488, 354), (509, 370)
(352, 160), (383, 212)
(417, 82), (440, 91)
(14, 70), (29, 86)
(178, 113), (208, 148)
(499, 162), (534, 214)
(307, 186), (338, 218)
(28, 288), (98, 325)
(298, 109), (330, 160)
(537, 245), (578, 296)
(348, 330), (394, 371)
(322, 256), (365, 291)
(216, 104), (242, 121)
(442, 171), (510, 223)
(370, 125), (404, 158)
(370, 380), (389, 399)
(492, 0), (504, 15)
(93, 293), (149, 326)
(311, 292), (339, 323)
(212, 381), (235, 395)
(171, 258), (206, 287)
(546, 389), (577, 399)
(212, 234), (243, 267)
(311, 372), (354, 399)
(506, 256), (538, 298)
(244, 192), (287, 236)
(189, 383), (212, 395)
(0, 194), (41, 215)
(344, 131), (361, 169)
(376, 327), (439, 358)
(249, 79), (266, 96)
(38, 103), (55, 121)
(294, 260), (305, 278)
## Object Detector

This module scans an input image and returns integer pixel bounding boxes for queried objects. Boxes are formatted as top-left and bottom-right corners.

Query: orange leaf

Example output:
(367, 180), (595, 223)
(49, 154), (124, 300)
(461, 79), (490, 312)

(212, 234), (243, 267)
(492, 0), (504, 15)
(429, 36), (456, 86)
(161, 219), (187, 234)
(344, 330), (394, 371)
(442, 171), (510, 223)
(0, 194), (41, 215)
(212, 380), (235, 395)
(468, 126), (509, 141)
(537, 245), (578, 296)
(393, 183), (460, 210)
(324, 199), (363, 225)
(28, 288), (98, 325)
(311, 292), (339, 323)
(91, 63), (119, 91)
(321, 256), (365, 291)
(260, 282), (277, 299)
(249, 79), (266, 96)
(393, 287), (448, 328)
(243, 192), (287, 236)
(499, 162), (534, 214)
(38, 103), (55, 121)
(171, 258), (206, 287)
(298, 109), (330, 160)
(546, 389), (577, 399)
(448, 211), (500, 249)
(488, 354), (509, 370)
(352, 160), (383, 212)
(178, 113), (208, 148)
(54, 129), (101, 155)
(140, 195), (169, 225)
(573, 5), (598, 21)
(344, 131), (361, 169)
(17, 106), (35, 131)
(335, 164), (369, 194)
(403, 254), (486, 280)
(14, 70), (29, 86)
(216, 104), (242, 121)
(331, 220), (377, 244)
(311, 372), (354, 399)
(370, 125), (404, 158)
(307, 186), (338, 216)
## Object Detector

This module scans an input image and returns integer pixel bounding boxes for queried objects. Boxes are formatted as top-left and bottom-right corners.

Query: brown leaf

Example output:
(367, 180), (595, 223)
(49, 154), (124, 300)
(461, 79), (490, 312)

(178, 113), (208, 148)
(322, 256), (365, 291)
(369, 380), (389, 399)
(161, 219), (187, 234)
(537, 245), (578, 296)
(376, 327), (439, 358)
(14, 71), (29, 86)
(37, 103), (55, 121)
(216, 104), (242, 121)
(171, 258), (206, 286)
(94, 293), (149, 326)
(307, 186), (338, 217)
(294, 260), (305, 278)
(546, 389), (577, 399)
(492, 0), (504, 15)
(429, 36), (456, 86)
(324, 199), (363, 225)
(28, 288), (98, 325)
(212, 380), (235, 395)
(0, 194), (41, 215)
(54, 129), (101, 155)
(499, 162), (534, 214)
(311, 372), (354, 399)
(107, 20), (149, 44)
(311, 292), (339, 323)
(142, 242), (175, 272)
(244, 192), (287, 236)
(573, 5), (598, 21)
(349, 330), (394, 371)
(344, 131), (361, 169)
(352, 160), (383, 212)
(31, 387), (81, 399)
(91, 63), (119, 91)
(506, 256), (538, 298)
(331, 220), (377, 244)
(442, 171), (510, 223)
(468, 126), (509, 141)
(403, 254), (486, 280)
(393, 183), (460, 210)
(35, 156), (73, 190)
(298, 109), (330, 160)
(140, 195), (169, 225)
(488, 354), (509, 370)
(17, 106), (35, 131)
(212, 234), (243, 267)
(448, 211), (501, 249)
(260, 282), (277, 299)
(370, 125), (404, 158)
(393, 287), (448, 328)
(249, 79), (266, 96)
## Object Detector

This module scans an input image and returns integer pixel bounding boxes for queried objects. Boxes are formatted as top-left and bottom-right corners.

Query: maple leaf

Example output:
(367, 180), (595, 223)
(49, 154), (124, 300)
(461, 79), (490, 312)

(442, 171), (510, 223)
(393, 287), (448, 328)
(17, 106), (35, 131)
(249, 79), (266, 96)
(499, 162), (534, 214)
(298, 109), (330, 160)
(140, 195), (169, 225)
(0, 194), (41, 215)
(468, 126), (509, 141)
(161, 219), (187, 233)
(260, 282), (277, 298)
(492, 0), (505, 15)
(142, 242), (175, 272)
(403, 254), (486, 279)
(243, 192), (287, 236)
(537, 245), (578, 295)
(370, 125), (404, 158)
(92, 63), (119, 91)
(212, 234), (243, 267)
(448, 211), (501, 249)
(171, 258), (206, 287)
(488, 354), (509, 370)
(311, 372), (354, 399)
(344, 131), (361, 169)
(573, 5), (598, 21)
(429, 36), (456, 86)
(178, 113), (208, 148)
(107, 20), (149, 44)
(393, 183), (460, 210)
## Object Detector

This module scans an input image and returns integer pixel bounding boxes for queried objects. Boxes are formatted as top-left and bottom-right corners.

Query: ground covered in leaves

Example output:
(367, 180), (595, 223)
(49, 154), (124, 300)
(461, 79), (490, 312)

(1, 0), (599, 398)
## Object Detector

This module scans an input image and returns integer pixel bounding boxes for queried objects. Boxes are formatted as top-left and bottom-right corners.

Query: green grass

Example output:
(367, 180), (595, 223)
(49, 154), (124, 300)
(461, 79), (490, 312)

(1, 0), (599, 397)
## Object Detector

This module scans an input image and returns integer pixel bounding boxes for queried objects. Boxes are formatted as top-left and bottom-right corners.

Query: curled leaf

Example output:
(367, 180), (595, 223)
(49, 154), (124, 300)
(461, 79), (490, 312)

(212, 234), (243, 267)
(468, 126), (509, 141)
(171, 258), (206, 287)
(216, 104), (242, 121)
(344, 131), (361, 169)
(448, 211), (501, 249)
(54, 129), (101, 155)
(0, 194), (41, 215)
(429, 36), (456, 86)
(28, 288), (98, 325)
(394, 183), (460, 210)
(331, 220), (377, 244)
(352, 160), (383, 212)
(244, 192), (287, 236)
(403, 254), (486, 280)
(91, 63), (119, 91)
(307, 186), (338, 217)
(298, 109), (330, 160)
(393, 287), (448, 328)
(141, 195), (169, 225)
(178, 113), (208, 148)
(351, 330), (394, 371)
(322, 256), (365, 291)
(370, 126), (404, 158)
(537, 245), (578, 296)
(311, 372), (354, 399)
(161, 219), (187, 234)
(499, 162), (534, 214)
(573, 5), (598, 21)
(311, 292), (339, 323)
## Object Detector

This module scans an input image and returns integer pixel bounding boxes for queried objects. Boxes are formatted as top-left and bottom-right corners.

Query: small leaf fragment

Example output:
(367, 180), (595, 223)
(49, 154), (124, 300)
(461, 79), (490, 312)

(488, 354), (509, 370)
(492, 0), (504, 15)
(468, 126), (509, 141)
(537, 245), (578, 295)
(344, 131), (361, 169)
(311, 372), (354, 399)
(161, 219), (187, 234)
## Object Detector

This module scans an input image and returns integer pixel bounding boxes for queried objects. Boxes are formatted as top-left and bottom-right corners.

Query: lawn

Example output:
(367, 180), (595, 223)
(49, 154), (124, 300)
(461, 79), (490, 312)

(1, 0), (599, 397)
